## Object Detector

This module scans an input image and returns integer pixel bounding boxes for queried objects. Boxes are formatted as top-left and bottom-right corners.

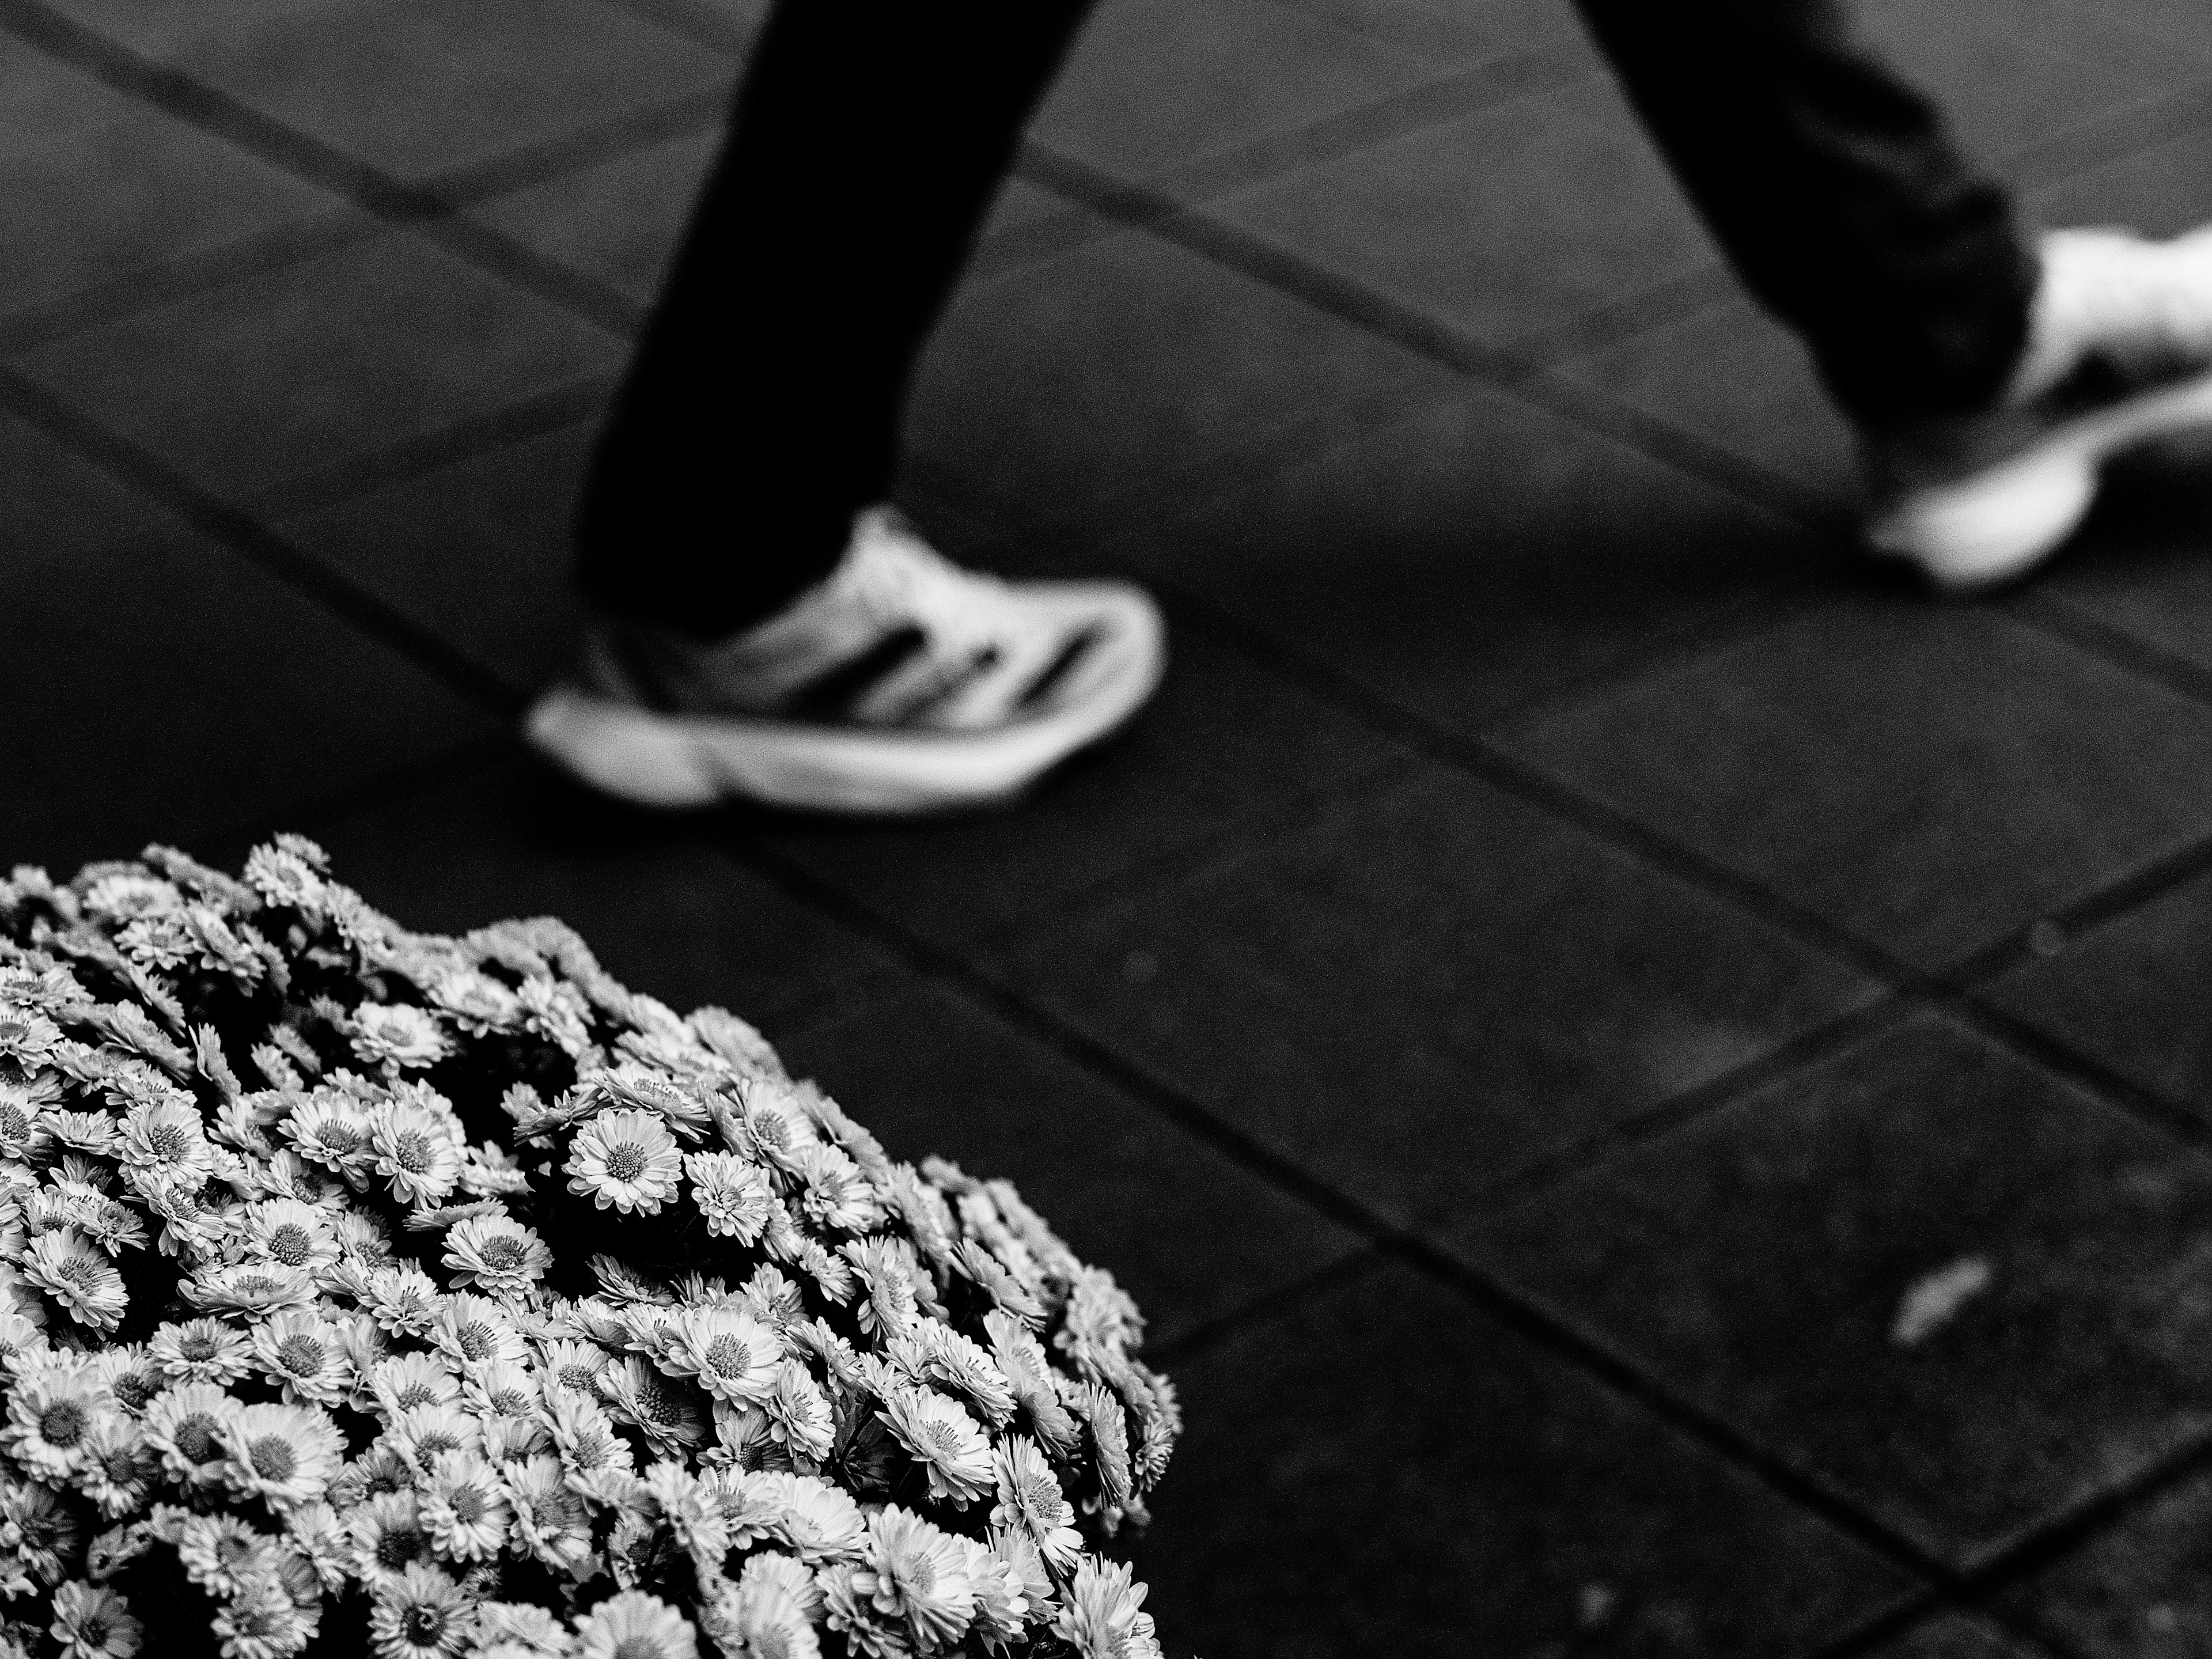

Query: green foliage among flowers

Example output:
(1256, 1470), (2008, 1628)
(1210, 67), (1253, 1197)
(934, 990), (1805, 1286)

(0, 839), (1177, 1659)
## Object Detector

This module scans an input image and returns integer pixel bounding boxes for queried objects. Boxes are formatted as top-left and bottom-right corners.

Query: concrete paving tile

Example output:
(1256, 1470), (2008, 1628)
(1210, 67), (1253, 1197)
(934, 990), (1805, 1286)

(2028, 121), (2212, 239)
(751, 605), (1404, 955)
(1124, 1261), (1916, 1658)
(1153, 375), (1834, 735)
(278, 416), (602, 689)
(1450, 1012), (2212, 1570)
(0, 40), (338, 322)
(0, 408), (496, 874)
(1554, 296), (1859, 505)
(468, 130), (718, 308)
(1206, 78), (1717, 350)
(985, 764), (1878, 1226)
(38, 0), (733, 183)
(775, 978), (1360, 1349)
(1493, 597), (2212, 969)
(1997, 1467), (2212, 1658)
(2031, 453), (2212, 680)
(1859, 0), (2184, 163)
(1032, 0), (1437, 183)
(196, 756), (896, 1027)
(1864, 1613), (2040, 1659)
(1253, 0), (1586, 66)
(9, 228), (623, 497)
(901, 215), (1438, 526)
(1979, 866), (2212, 1124)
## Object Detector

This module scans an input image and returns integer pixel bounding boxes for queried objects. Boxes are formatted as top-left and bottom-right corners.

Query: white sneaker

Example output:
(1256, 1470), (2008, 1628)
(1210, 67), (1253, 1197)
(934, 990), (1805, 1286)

(525, 508), (1167, 814)
(1866, 225), (2212, 590)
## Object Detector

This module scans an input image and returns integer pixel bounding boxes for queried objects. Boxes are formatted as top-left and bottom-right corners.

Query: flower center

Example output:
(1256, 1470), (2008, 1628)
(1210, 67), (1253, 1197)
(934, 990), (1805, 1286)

(605, 1144), (647, 1182)
(613, 1641), (662, 1659)
(175, 1415), (219, 1461)
(248, 1435), (296, 1482)
(321, 1123), (366, 1153)
(478, 1237), (526, 1270)
(704, 1336), (753, 1377)
(38, 1401), (86, 1446)
(454, 1323), (494, 1362)
(180, 1332), (219, 1362)
(267, 1226), (312, 1266)
(0, 1104), (28, 1139)
(275, 1335), (324, 1375)
(392, 1132), (433, 1174)
(148, 1122), (191, 1160)
(402, 1608), (447, 1645)
(448, 1487), (486, 1524)
(55, 1256), (100, 1290)
(376, 1528), (422, 1570)
(112, 1373), (154, 1411)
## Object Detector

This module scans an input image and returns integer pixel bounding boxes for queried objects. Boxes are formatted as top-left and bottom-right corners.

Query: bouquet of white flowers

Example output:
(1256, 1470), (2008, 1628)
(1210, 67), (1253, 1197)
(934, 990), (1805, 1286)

(0, 839), (1177, 1659)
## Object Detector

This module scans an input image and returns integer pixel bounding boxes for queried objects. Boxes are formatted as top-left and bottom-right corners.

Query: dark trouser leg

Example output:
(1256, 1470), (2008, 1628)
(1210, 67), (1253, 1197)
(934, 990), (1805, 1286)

(1574, 0), (2037, 427)
(575, 0), (1100, 640)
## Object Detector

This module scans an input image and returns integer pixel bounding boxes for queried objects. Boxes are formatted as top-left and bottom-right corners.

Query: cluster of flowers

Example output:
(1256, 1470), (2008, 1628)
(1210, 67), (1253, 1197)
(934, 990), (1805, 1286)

(0, 839), (1178, 1659)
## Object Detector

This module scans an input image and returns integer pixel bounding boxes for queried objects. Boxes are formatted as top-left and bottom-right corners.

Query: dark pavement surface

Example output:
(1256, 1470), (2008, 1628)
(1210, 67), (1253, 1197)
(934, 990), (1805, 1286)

(10, 0), (2212, 1652)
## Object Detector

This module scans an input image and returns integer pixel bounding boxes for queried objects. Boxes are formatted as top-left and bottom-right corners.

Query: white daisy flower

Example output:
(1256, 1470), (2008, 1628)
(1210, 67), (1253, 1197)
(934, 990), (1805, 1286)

(210, 1574), (312, 1659)
(666, 1304), (782, 1405)
(418, 1449), (510, 1563)
(546, 1389), (632, 1482)
(877, 1386), (994, 1509)
(278, 1092), (377, 1179)
(140, 1381), (238, 1488)
(361, 1262), (442, 1337)
(564, 1110), (681, 1214)
(535, 1338), (608, 1399)
(3, 1357), (113, 1480)
(572, 1592), (697, 1659)
(790, 1142), (881, 1234)
(20, 1228), (127, 1332)
(990, 1436), (1084, 1571)
(854, 1506), (976, 1650)
(118, 1097), (213, 1187)
(48, 1581), (142, 1659)
(368, 1562), (474, 1659)
(1052, 1559), (1162, 1659)
(440, 1213), (548, 1294)
(149, 1316), (253, 1384)
(427, 969), (520, 1037)
(250, 1309), (352, 1406)
(172, 1511), (281, 1599)
(384, 1403), (480, 1476)
(222, 1401), (345, 1509)
(369, 1097), (460, 1208)
(682, 1153), (777, 1244)
(598, 1356), (706, 1455)
(761, 1361), (835, 1464)
(431, 1293), (529, 1372)
(184, 1262), (316, 1317)
(500, 1455), (592, 1576)
(348, 1491), (431, 1580)
(92, 1344), (163, 1415)
(350, 1002), (450, 1073)
(244, 1198), (339, 1274)
(462, 1359), (539, 1422)
(77, 1414), (159, 1518)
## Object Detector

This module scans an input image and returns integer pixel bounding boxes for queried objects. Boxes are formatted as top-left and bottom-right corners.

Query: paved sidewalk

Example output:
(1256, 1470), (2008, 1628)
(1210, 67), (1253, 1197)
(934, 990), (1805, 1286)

(12, 0), (2212, 1652)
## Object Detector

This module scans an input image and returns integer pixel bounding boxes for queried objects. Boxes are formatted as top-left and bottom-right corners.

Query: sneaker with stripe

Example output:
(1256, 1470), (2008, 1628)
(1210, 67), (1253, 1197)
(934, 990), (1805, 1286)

(525, 507), (1167, 814)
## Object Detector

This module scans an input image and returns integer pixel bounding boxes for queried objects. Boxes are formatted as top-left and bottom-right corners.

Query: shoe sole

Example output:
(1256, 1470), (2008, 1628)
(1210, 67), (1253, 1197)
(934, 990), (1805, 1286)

(523, 589), (1166, 815)
(1867, 365), (2212, 592)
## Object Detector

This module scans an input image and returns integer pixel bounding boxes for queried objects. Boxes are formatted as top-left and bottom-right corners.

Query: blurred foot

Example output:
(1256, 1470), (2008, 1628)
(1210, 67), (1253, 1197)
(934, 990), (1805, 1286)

(525, 507), (1166, 814)
(1865, 225), (2212, 590)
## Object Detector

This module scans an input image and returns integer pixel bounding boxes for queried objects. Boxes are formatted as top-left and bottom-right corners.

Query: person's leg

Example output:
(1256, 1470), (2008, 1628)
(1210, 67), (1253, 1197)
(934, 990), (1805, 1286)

(1571, 0), (2036, 428)
(574, 0), (1101, 641)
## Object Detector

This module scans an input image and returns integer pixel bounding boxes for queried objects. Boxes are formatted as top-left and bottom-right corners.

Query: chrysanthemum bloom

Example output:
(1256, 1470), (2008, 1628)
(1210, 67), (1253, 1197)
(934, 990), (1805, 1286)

(185, 1262), (315, 1316)
(498, 1455), (592, 1575)
(0, 1084), (52, 1163)
(172, 1511), (281, 1599)
(762, 1362), (835, 1464)
(600, 1355), (706, 1454)
(251, 1310), (353, 1406)
(245, 1198), (340, 1274)
(715, 1558), (823, 1659)
(842, 1238), (921, 1340)
(790, 1143), (882, 1235)
(433, 1293), (530, 1371)
(47, 1111), (120, 1157)
(1, 1476), (80, 1584)
(384, 1403), (480, 1475)
(894, 1323), (1015, 1427)
(427, 969), (521, 1037)
(348, 1491), (431, 1578)
(149, 1316), (253, 1384)
(565, 1109), (682, 1214)
(683, 1153), (776, 1244)
(472, 1603), (569, 1659)
(747, 1472), (866, 1563)
(547, 1389), (633, 1482)
(536, 1337), (608, 1397)
(210, 1572), (312, 1659)
(877, 1386), (994, 1508)
(463, 1359), (540, 1421)
(140, 1381), (238, 1488)
(369, 1098), (460, 1208)
(118, 1097), (213, 1187)
(350, 1002), (450, 1072)
(370, 1351), (460, 1418)
(855, 1506), (978, 1650)
(361, 1263), (442, 1336)
(440, 1214), (549, 1294)
(20, 1228), (127, 1332)
(964, 1537), (1033, 1653)
(418, 1449), (512, 1562)
(3, 1358), (112, 1480)
(222, 1401), (346, 1509)
(1053, 1559), (1164, 1659)
(76, 1414), (159, 1518)
(982, 1310), (1078, 1454)
(92, 1343), (161, 1414)
(48, 1580), (142, 1659)
(667, 1304), (781, 1405)
(574, 1591), (699, 1659)
(279, 1092), (377, 1180)
(282, 1500), (354, 1594)
(0, 1308), (44, 1371)
(369, 1560), (476, 1659)
(990, 1437), (1084, 1571)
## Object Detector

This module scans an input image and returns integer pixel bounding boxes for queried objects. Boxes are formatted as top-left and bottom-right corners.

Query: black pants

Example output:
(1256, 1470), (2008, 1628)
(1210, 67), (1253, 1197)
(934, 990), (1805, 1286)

(576, 0), (2036, 639)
